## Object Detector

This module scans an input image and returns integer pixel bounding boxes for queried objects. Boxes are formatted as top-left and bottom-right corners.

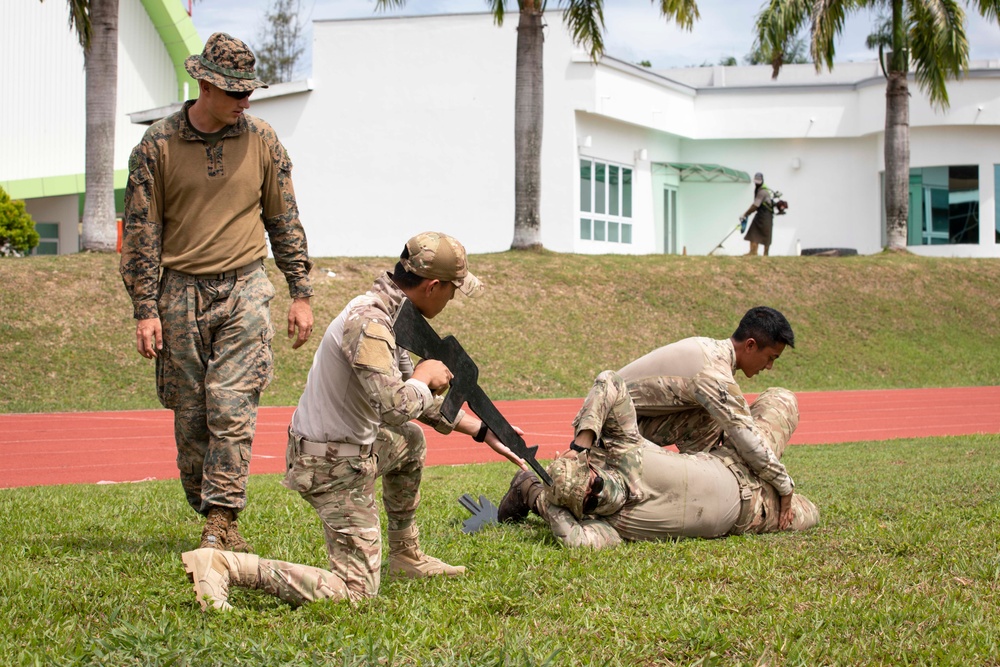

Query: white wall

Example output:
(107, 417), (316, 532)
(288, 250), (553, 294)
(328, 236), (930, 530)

(1, 0), (179, 184)
(279, 14), (521, 257)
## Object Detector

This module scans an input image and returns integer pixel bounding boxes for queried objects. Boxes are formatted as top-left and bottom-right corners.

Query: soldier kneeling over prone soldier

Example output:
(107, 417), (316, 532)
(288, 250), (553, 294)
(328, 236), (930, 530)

(498, 370), (819, 549)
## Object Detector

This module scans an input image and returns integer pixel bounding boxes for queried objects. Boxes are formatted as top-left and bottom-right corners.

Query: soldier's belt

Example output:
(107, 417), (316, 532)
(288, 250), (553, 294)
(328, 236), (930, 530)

(300, 438), (372, 458)
(165, 258), (263, 282)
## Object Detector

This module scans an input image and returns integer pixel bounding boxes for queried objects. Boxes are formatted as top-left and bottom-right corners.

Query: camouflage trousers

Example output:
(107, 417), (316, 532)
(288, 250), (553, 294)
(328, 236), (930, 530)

(638, 386), (799, 460)
(576, 373), (818, 537)
(156, 261), (275, 516)
(282, 421), (425, 602)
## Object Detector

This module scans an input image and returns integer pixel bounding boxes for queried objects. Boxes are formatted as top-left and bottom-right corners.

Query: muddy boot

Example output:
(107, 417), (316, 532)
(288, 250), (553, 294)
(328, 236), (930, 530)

(180, 548), (260, 612)
(388, 524), (466, 579)
(226, 518), (253, 553)
(199, 506), (233, 550)
(498, 470), (544, 523)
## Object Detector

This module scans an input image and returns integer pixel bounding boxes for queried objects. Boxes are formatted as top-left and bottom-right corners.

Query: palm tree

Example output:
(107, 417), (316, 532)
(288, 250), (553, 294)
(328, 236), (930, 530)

(754, 0), (1000, 250)
(375, 0), (701, 250)
(46, 0), (119, 252)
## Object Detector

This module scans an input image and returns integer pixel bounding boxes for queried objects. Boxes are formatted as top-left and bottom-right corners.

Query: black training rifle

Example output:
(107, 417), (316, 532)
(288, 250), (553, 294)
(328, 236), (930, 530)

(393, 299), (551, 485)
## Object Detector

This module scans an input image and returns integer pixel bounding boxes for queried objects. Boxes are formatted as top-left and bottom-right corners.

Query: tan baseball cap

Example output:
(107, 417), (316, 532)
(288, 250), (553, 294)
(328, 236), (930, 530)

(401, 232), (484, 297)
(543, 451), (591, 520)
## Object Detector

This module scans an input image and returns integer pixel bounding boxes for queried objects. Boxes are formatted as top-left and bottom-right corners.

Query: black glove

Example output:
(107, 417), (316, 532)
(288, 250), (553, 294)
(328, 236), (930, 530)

(739, 216), (748, 233)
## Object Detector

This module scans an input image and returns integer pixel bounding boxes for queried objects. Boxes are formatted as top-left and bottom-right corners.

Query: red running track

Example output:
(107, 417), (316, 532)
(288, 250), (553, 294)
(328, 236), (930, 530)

(2, 387), (999, 489)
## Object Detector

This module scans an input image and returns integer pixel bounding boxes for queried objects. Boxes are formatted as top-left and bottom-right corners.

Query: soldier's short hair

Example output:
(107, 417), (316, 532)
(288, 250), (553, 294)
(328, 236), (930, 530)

(392, 244), (425, 289)
(733, 306), (795, 349)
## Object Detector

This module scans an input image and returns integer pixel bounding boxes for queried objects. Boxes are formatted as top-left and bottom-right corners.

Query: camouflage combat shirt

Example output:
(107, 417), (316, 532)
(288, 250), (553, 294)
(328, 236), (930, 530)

(618, 337), (793, 496)
(290, 273), (463, 446)
(120, 100), (313, 320)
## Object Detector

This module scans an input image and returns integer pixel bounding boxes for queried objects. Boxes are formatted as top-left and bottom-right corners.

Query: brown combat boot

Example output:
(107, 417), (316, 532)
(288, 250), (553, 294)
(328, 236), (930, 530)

(180, 548), (261, 612)
(226, 518), (253, 553)
(388, 524), (466, 579)
(199, 507), (233, 550)
(498, 470), (544, 523)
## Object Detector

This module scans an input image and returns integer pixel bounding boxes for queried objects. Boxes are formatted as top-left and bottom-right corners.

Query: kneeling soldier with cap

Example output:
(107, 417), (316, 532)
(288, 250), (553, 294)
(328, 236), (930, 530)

(182, 232), (528, 610)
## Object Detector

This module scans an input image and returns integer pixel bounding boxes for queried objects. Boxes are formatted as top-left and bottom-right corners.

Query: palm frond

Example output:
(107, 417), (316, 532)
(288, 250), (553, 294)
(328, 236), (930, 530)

(41, 0), (91, 50)
(968, 0), (1000, 23)
(655, 0), (702, 31)
(491, 0), (508, 27)
(561, 0), (606, 61)
(908, 0), (969, 108)
(753, 0), (810, 78)
(372, 0), (407, 12)
(810, 0), (862, 71)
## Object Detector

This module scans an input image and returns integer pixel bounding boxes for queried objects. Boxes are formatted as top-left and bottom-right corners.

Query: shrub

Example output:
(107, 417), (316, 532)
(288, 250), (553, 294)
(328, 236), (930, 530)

(0, 185), (40, 256)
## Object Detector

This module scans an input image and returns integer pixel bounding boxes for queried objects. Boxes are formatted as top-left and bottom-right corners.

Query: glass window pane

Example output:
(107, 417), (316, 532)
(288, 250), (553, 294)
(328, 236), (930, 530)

(609, 165), (619, 216)
(580, 218), (592, 240)
(580, 160), (591, 213)
(948, 165), (978, 244)
(595, 163), (606, 214)
(609, 221), (619, 243)
(594, 219), (606, 241)
(622, 168), (632, 218)
(34, 241), (59, 255)
(621, 223), (632, 244)
(995, 165), (1000, 243)
(35, 222), (59, 238)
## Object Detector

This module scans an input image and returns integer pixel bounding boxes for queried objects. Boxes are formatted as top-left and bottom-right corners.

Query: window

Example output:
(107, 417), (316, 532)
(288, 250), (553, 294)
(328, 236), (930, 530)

(579, 159), (633, 244)
(995, 165), (1000, 243)
(906, 166), (979, 245)
(33, 222), (59, 255)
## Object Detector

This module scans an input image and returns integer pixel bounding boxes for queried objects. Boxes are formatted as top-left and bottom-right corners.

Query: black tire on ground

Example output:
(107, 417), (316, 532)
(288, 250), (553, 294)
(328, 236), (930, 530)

(801, 247), (859, 257)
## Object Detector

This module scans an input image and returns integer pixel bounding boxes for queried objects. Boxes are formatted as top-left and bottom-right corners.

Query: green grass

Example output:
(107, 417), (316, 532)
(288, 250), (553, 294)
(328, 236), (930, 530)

(3, 251), (1000, 664)
(2, 435), (999, 666)
(1, 251), (999, 413)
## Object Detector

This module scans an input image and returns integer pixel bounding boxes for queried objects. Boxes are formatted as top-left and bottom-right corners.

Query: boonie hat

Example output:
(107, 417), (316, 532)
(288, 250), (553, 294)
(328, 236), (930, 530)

(401, 232), (484, 297)
(543, 451), (591, 520)
(753, 172), (764, 184)
(185, 32), (268, 93)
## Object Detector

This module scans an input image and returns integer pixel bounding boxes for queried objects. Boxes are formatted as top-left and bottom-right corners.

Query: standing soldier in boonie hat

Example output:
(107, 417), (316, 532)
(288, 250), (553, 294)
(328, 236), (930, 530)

(120, 33), (315, 553)
(180, 232), (530, 611)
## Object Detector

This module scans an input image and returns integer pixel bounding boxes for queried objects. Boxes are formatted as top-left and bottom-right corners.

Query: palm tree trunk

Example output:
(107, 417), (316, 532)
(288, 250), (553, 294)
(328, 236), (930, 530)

(883, 0), (909, 250)
(510, 6), (544, 250)
(884, 71), (909, 249)
(81, 0), (119, 252)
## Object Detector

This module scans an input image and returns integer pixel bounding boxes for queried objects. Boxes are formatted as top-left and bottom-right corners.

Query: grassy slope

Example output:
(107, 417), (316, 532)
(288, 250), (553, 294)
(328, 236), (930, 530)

(1, 251), (999, 413)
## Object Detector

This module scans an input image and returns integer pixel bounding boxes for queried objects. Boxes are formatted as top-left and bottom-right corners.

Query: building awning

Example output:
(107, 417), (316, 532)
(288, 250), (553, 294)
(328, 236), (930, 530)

(654, 163), (750, 183)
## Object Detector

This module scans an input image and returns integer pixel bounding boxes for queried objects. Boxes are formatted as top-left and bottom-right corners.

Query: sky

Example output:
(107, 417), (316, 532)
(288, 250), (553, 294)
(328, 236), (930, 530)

(188, 0), (1000, 78)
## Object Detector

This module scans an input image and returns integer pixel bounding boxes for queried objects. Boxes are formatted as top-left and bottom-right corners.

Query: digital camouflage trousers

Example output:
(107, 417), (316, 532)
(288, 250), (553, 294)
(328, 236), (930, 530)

(156, 262), (275, 515)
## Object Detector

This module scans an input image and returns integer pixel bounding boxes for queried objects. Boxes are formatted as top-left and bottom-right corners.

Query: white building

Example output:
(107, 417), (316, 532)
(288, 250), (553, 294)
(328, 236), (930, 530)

(5, 8), (999, 257)
(1, 0), (199, 254)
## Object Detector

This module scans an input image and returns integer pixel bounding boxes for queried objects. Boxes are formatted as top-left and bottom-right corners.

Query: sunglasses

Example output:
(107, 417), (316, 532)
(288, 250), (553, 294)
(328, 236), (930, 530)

(224, 89), (253, 100)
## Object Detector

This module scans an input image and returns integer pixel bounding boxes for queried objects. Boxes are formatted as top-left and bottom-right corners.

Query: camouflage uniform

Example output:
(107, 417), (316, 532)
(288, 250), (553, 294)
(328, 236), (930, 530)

(540, 371), (819, 550)
(121, 99), (313, 517)
(619, 337), (795, 497)
(282, 273), (463, 601)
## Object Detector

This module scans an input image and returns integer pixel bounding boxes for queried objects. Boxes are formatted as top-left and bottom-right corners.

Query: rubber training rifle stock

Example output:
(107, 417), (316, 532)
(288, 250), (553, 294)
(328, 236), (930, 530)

(393, 299), (552, 485)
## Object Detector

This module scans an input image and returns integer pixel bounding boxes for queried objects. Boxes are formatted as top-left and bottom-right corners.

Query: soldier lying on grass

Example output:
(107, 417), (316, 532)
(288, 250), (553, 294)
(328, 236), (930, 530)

(498, 370), (819, 549)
